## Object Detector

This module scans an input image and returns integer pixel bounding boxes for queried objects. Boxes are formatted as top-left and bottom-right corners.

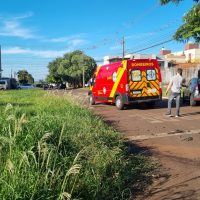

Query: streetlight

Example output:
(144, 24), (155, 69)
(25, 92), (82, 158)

(82, 65), (85, 88)
(81, 61), (87, 88)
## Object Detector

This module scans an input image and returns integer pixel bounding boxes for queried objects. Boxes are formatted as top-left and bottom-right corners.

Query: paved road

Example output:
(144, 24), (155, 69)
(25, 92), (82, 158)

(66, 89), (200, 200)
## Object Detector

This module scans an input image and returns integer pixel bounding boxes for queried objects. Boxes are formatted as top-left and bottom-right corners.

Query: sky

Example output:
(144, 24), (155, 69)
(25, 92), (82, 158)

(0, 0), (196, 81)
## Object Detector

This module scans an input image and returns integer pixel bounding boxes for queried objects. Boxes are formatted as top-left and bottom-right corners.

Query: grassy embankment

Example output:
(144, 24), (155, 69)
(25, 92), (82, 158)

(0, 89), (156, 200)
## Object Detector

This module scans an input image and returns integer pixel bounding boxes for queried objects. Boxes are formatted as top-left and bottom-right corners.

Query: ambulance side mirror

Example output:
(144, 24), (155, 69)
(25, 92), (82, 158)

(90, 78), (96, 86)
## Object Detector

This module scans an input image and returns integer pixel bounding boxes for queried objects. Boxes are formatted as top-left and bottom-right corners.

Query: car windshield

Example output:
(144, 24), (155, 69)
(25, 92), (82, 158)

(0, 81), (5, 84)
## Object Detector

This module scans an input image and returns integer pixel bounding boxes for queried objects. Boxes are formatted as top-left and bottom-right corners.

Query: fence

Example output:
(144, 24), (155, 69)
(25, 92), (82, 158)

(161, 65), (200, 85)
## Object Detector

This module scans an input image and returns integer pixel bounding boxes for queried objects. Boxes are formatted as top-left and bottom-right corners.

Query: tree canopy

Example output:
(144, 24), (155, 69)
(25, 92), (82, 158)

(160, 0), (200, 43)
(46, 50), (97, 87)
(160, 0), (199, 5)
(17, 70), (34, 84)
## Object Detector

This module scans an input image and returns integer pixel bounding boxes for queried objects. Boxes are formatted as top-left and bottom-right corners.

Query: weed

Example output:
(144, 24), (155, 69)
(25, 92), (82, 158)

(0, 90), (156, 199)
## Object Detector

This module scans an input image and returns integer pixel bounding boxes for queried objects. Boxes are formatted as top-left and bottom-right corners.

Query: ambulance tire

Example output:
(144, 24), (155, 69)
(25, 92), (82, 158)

(89, 94), (95, 105)
(115, 96), (124, 110)
(146, 101), (156, 108)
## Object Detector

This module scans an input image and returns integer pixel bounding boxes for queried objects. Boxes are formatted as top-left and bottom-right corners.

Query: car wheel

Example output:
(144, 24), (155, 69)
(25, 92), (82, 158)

(115, 96), (124, 110)
(88, 94), (95, 105)
(190, 93), (196, 106)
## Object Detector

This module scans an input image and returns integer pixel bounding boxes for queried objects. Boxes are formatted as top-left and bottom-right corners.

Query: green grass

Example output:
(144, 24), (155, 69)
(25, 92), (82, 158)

(0, 89), (156, 200)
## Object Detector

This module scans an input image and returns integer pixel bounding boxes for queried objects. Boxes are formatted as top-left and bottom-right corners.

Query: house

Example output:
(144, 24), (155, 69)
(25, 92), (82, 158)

(159, 42), (200, 64)
(159, 43), (200, 83)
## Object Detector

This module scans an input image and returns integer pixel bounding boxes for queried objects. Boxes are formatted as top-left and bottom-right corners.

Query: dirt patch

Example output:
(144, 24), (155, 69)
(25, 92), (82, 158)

(64, 89), (200, 200)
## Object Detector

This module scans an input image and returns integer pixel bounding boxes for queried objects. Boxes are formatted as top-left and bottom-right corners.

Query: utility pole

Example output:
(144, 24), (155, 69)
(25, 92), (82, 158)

(81, 61), (86, 88)
(0, 45), (2, 78)
(122, 36), (125, 59)
(82, 64), (85, 88)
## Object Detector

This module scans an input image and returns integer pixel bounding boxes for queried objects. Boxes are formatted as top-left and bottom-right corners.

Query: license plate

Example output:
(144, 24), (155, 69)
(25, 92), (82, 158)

(132, 90), (141, 94)
(148, 88), (156, 93)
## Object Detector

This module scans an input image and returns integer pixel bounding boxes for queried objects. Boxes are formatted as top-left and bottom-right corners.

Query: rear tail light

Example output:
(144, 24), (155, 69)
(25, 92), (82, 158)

(125, 84), (129, 92)
(195, 85), (199, 96)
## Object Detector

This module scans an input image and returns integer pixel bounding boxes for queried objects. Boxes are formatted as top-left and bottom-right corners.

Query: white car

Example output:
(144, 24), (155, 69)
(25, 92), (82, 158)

(0, 80), (8, 90)
(18, 84), (34, 89)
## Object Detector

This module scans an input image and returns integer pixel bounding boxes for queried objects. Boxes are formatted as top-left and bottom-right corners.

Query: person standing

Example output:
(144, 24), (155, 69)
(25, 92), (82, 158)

(165, 68), (185, 117)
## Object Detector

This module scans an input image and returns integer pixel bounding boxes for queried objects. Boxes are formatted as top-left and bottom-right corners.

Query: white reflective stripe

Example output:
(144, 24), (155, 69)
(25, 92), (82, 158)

(125, 84), (129, 92)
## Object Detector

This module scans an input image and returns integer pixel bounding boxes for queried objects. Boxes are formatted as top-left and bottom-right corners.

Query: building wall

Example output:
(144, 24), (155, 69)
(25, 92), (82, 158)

(164, 44), (200, 64)
(184, 49), (200, 63)
(161, 65), (200, 84)
(165, 55), (186, 63)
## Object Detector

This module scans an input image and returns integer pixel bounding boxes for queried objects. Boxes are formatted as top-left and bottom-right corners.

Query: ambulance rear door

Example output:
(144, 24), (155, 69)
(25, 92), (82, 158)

(128, 60), (161, 98)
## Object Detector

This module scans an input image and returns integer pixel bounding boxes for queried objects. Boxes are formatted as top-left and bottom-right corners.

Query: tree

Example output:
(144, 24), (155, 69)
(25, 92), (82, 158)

(160, 0), (199, 5)
(46, 58), (63, 83)
(17, 70), (34, 84)
(47, 50), (97, 87)
(27, 74), (34, 84)
(160, 0), (200, 42)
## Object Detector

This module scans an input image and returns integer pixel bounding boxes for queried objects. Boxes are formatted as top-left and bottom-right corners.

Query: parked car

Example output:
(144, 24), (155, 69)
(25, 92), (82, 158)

(0, 80), (8, 90)
(182, 77), (200, 106)
(18, 84), (34, 89)
(0, 78), (17, 90)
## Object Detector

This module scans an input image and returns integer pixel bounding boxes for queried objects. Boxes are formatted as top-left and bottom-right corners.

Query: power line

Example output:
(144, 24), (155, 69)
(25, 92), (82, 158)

(124, 23), (178, 52)
(128, 39), (173, 54)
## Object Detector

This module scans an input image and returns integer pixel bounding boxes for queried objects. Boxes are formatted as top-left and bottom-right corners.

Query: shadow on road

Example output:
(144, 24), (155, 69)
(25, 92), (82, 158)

(181, 111), (200, 116)
(142, 175), (200, 200)
(120, 97), (199, 110)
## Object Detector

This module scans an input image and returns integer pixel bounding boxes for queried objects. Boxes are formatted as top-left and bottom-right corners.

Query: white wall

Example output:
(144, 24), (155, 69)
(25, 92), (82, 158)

(161, 65), (200, 84)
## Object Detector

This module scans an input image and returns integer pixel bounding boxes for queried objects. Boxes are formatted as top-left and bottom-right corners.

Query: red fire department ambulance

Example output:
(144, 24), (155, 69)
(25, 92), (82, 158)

(88, 59), (162, 109)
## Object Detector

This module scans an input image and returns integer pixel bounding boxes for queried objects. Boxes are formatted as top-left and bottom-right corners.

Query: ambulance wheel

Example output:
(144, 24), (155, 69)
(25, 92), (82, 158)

(115, 96), (124, 110)
(146, 101), (155, 108)
(89, 94), (95, 105)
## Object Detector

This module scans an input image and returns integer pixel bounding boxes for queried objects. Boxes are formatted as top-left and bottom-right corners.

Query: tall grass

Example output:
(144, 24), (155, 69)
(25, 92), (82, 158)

(0, 90), (155, 200)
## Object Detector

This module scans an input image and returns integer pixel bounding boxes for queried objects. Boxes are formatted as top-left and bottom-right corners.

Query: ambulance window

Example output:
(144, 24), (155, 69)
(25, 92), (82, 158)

(131, 70), (141, 81)
(147, 69), (156, 81)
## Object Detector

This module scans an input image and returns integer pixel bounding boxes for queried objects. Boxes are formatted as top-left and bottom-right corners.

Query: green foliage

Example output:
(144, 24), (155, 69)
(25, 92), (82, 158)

(174, 3), (200, 42)
(160, 0), (200, 42)
(0, 90), (156, 200)
(160, 0), (199, 5)
(47, 51), (97, 87)
(17, 70), (34, 84)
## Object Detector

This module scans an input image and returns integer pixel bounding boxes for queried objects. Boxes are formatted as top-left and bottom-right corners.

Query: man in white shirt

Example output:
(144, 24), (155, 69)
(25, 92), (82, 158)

(165, 68), (185, 117)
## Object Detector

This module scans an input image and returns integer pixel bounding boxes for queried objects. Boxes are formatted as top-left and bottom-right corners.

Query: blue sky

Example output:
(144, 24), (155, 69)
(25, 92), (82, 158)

(0, 0), (196, 81)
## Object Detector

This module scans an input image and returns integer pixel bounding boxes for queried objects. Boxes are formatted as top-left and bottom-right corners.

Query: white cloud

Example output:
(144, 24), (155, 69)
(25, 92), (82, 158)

(32, 49), (67, 58)
(2, 46), (69, 58)
(2, 46), (31, 54)
(0, 12), (88, 52)
(110, 45), (121, 50)
(50, 36), (73, 43)
(49, 35), (88, 49)
(0, 13), (36, 39)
